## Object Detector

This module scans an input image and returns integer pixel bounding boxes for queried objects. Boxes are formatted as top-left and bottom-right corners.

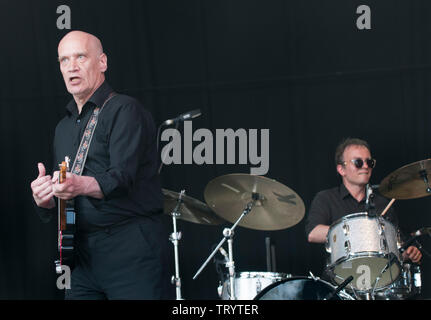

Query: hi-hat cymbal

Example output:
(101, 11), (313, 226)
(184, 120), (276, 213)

(379, 159), (431, 200)
(163, 189), (226, 225)
(204, 174), (305, 231)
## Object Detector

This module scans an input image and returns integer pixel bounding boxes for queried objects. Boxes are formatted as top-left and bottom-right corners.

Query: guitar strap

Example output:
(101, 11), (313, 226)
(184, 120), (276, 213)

(70, 91), (117, 176)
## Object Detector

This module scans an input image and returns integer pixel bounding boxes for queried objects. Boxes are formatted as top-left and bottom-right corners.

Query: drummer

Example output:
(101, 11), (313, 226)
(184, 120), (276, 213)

(305, 137), (422, 263)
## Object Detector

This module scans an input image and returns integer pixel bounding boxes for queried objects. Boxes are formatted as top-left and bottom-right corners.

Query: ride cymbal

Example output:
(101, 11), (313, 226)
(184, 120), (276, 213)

(379, 159), (431, 200)
(204, 174), (305, 231)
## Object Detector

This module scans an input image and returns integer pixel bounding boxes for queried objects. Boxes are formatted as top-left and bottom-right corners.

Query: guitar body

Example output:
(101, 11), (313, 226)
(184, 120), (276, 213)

(55, 157), (76, 274)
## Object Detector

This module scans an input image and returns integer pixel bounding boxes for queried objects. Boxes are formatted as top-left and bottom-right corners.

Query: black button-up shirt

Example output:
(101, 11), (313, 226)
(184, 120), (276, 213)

(40, 81), (163, 233)
(305, 183), (398, 237)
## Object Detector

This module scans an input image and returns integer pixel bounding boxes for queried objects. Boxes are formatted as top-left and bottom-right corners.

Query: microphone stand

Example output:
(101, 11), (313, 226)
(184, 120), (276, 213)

(192, 195), (259, 300)
(170, 190), (185, 300)
(158, 120), (180, 174)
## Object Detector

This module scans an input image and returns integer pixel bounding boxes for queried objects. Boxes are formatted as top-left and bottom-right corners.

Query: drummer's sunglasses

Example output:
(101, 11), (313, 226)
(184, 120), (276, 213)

(344, 158), (376, 169)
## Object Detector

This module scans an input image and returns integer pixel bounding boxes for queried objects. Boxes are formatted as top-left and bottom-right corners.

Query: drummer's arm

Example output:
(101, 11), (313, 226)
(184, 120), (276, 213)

(308, 224), (330, 243)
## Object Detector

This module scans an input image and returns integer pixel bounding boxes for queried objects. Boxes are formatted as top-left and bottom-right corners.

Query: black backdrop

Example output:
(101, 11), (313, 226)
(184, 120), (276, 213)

(0, 0), (430, 300)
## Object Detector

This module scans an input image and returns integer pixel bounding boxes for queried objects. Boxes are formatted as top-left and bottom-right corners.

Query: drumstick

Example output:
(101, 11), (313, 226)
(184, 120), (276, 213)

(381, 198), (395, 216)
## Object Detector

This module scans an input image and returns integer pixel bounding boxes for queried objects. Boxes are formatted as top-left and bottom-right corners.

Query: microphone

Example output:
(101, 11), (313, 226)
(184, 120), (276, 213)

(365, 183), (376, 216)
(411, 227), (431, 237)
(324, 276), (353, 300)
(163, 109), (202, 126)
(366, 184), (375, 204)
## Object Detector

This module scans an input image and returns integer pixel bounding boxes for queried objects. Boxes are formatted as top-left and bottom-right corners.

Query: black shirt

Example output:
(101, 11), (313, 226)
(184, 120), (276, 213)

(38, 81), (163, 232)
(305, 183), (398, 237)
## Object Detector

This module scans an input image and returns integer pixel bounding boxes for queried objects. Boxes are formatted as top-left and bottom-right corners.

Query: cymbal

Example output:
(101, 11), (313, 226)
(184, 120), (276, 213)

(162, 189), (225, 225)
(379, 159), (431, 200)
(204, 174), (305, 231)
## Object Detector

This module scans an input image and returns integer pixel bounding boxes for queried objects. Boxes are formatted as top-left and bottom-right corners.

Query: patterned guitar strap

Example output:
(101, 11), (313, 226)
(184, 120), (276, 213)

(70, 92), (117, 176)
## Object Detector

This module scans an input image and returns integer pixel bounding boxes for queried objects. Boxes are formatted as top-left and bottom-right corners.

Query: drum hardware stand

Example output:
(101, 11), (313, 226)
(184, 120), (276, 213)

(419, 167), (431, 194)
(265, 237), (277, 272)
(193, 193), (260, 300)
(369, 253), (398, 299)
(170, 190), (185, 300)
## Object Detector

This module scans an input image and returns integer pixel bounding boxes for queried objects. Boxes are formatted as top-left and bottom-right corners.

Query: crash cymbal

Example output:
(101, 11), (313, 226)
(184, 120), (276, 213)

(379, 159), (431, 200)
(204, 174), (305, 231)
(163, 189), (225, 225)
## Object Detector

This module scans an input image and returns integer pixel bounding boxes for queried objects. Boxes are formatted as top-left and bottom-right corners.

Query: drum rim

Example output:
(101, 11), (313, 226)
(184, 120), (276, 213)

(326, 253), (402, 292)
(233, 271), (291, 279)
(329, 212), (396, 230)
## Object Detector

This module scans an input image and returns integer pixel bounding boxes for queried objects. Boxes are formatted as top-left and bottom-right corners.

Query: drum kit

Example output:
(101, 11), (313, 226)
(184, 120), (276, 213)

(162, 159), (431, 300)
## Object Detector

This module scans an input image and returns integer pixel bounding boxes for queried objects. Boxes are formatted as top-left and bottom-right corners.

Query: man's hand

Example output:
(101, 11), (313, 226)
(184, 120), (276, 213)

(402, 246), (422, 264)
(52, 171), (104, 200)
(31, 163), (55, 209)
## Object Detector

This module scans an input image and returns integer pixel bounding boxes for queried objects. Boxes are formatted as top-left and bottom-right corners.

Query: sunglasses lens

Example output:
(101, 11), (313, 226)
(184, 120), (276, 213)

(351, 158), (375, 168)
(353, 159), (364, 168)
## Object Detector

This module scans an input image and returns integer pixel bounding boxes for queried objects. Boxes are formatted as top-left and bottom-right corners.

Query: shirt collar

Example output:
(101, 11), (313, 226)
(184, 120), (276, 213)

(339, 183), (352, 199)
(339, 183), (367, 203)
(65, 81), (113, 116)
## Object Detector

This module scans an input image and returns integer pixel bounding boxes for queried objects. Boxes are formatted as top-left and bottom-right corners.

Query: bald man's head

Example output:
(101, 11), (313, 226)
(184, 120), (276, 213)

(58, 30), (107, 110)
(59, 31), (104, 56)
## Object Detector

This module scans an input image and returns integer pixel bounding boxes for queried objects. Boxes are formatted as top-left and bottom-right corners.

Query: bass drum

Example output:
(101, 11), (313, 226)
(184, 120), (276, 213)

(254, 276), (354, 300)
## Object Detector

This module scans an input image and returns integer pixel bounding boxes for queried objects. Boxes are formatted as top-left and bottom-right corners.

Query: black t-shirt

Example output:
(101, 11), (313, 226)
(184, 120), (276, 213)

(305, 183), (398, 237)
(37, 81), (163, 233)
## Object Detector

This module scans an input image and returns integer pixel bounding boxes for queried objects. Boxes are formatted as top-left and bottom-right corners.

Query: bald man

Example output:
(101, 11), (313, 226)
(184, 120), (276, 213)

(31, 31), (169, 299)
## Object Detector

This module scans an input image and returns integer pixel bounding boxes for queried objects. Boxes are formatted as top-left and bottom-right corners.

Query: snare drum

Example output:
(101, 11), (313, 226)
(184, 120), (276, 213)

(325, 212), (401, 292)
(220, 272), (291, 300)
(254, 276), (354, 300)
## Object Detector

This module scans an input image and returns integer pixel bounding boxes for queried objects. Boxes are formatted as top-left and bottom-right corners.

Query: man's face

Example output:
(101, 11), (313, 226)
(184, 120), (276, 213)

(58, 33), (106, 100)
(337, 145), (373, 187)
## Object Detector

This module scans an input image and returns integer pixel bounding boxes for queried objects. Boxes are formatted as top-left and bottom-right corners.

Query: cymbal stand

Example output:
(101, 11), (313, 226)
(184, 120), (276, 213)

(170, 190), (185, 300)
(419, 168), (431, 194)
(193, 195), (258, 300)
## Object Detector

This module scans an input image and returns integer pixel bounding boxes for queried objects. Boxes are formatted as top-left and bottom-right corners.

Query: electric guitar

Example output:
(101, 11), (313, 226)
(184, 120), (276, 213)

(55, 156), (76, 274)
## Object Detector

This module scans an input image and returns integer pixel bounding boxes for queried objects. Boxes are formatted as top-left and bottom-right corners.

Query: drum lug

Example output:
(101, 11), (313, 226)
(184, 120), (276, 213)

(342, 223), (350, 235)
(378, 222), (385, 235)
(380, 238), (387, 251)
(256, 279), (262, 293)
(217, 281), (223, 298)
(344, 240), (351, 254)
(325, 239), (331, 253)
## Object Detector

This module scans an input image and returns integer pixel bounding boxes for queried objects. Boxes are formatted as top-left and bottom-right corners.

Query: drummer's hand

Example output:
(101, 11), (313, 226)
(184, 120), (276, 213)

(402, 246), (422, 264)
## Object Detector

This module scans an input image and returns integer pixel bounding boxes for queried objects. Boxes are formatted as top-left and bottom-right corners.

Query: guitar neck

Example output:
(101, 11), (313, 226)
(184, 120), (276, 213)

(58, 160), (68, 231)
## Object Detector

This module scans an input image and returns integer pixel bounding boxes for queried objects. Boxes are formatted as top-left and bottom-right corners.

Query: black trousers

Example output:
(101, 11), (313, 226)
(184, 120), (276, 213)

(65, 215), (171, 300)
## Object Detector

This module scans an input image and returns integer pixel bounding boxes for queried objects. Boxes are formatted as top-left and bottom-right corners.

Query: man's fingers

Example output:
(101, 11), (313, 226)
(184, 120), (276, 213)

(31, 175), (51, 189)
(37, 163), (46, 178)
(52, 171), (60, 184)
(32, 177), (52, 194)
(37, 183), (54, 199)
(41, 191), (54, 203)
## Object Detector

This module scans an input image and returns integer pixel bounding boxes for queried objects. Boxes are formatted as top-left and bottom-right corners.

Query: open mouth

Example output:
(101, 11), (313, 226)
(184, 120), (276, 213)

(69, 76), (81, 84)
